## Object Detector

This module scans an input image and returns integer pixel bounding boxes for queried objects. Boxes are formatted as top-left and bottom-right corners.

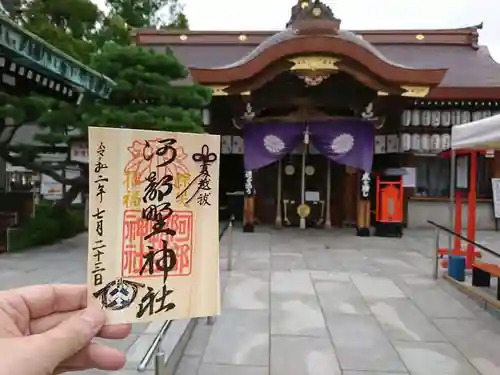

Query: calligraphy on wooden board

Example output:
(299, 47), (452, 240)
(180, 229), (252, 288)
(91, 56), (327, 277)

(87, 127), (221, 324)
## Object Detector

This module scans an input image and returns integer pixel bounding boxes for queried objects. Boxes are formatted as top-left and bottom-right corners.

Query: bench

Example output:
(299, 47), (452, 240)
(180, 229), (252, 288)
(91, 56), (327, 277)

(472, 263), (500, 300)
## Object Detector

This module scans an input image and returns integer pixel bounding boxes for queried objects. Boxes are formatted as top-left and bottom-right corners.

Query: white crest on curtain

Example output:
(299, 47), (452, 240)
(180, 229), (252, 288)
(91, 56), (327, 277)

(263, 134), (285, 154)
(331, 133), (354, 154)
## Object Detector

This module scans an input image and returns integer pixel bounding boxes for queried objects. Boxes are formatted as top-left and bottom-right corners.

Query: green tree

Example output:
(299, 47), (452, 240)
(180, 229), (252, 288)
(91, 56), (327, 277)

(13, 0), (102, 63)
(0, 0), (102, 193)
(81, 42), (210, 133)
(105, 0), (189, 29)
(0, 0), (208, 210)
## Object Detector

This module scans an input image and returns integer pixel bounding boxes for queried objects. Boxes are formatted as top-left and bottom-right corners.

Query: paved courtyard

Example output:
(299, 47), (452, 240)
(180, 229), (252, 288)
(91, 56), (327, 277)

(0, 234), (151, 375)
(2, 228), (500, 375)
(176, 228), (500, 375)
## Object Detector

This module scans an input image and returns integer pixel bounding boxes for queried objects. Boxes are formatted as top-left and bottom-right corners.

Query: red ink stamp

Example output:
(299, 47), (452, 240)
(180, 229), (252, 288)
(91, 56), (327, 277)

(122, 210), (194, 278)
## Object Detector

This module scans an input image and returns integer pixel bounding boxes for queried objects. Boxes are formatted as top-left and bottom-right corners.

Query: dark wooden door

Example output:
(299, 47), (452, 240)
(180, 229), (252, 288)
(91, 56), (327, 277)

(255, 162), (278, 225)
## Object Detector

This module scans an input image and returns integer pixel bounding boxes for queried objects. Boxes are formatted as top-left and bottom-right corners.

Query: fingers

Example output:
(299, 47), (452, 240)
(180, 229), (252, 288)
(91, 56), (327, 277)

(56, 342), (126, 372)
(27, 307), (106, 372)
(30, 310), (132, 339)
(10, 284), (87, 319)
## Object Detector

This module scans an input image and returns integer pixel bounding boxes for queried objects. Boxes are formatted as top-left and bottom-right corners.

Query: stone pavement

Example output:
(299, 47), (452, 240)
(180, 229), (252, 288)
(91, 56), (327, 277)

(3, 229), (500, 375)
(175, 228), (500, 375)
(0, 233), (151, 375)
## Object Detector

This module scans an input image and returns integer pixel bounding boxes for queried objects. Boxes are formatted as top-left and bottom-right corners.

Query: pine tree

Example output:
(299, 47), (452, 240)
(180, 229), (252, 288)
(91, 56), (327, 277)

(0, 0), (209, 208)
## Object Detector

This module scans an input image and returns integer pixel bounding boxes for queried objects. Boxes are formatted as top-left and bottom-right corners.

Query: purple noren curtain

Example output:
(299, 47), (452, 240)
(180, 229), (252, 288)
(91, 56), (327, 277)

(244, 123), (304, 170)
(309, 120), (374, 171)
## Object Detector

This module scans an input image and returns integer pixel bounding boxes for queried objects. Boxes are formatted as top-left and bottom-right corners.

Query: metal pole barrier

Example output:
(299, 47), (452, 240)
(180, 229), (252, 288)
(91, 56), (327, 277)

(154, 352), (165, 375)
(137, 320), (171, 372)
(227, 215), (234, 271)
(433, 228), (440, 279)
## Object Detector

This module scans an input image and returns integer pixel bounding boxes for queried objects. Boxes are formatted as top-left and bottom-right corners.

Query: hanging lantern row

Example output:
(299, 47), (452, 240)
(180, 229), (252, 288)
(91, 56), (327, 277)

(375, 133), (452, 154)
(400, 133), (451, 153)
(401, 109), (500, 127)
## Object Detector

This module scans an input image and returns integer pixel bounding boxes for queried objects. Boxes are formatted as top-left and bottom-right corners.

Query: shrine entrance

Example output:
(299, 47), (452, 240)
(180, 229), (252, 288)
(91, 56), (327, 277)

(254, 147), (358, 228)
(188, 0), (447, 235)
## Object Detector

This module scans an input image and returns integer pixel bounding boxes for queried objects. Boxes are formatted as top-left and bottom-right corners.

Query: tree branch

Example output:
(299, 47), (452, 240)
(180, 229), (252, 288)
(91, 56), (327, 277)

(0, 123), (24, 147)
(0, 146), (87, 186)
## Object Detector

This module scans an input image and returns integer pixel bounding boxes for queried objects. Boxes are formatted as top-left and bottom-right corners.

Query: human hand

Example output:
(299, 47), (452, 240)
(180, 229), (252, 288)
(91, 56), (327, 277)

(0, 284), (131, 375)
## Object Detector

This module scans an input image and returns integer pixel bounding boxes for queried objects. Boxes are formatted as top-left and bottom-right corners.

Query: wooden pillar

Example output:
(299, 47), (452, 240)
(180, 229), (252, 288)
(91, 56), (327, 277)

(356, 171), (371, 236)
(243, 170), (255, 232)
(344, 166), (358, 226)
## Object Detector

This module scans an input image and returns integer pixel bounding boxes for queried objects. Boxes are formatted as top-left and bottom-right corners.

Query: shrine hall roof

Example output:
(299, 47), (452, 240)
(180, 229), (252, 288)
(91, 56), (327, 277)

(135, 26), (500, 90)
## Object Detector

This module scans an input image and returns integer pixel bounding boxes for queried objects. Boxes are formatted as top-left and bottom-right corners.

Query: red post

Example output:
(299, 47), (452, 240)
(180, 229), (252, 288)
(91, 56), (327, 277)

(466, 152), (477, 268)
(454, 191), (462, 252)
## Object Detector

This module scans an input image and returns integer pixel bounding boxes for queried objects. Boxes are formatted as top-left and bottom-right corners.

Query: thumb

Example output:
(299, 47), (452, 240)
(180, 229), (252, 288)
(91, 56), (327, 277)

(29, 307), (106, 371)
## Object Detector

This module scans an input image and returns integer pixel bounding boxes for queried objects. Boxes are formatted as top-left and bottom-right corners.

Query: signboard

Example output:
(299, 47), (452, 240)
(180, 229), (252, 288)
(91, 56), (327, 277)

(492, 178), (500, 218)
(360, 172), (371, 200)
(70, 141), (89, 163)
(40, 169), (82, 204)
(87, 127), (221, 324)
(40, 174), (63, 199)
(244, 170), (254, 197)
(402, 167), (416, 188)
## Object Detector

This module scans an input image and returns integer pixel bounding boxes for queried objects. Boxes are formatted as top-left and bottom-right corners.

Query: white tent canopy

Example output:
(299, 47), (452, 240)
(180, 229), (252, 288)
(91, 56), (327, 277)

(452, 113), (500, 150)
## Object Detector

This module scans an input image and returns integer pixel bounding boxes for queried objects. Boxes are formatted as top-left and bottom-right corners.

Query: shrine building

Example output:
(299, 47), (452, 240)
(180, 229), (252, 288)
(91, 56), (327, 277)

(136, 0), (500, 234)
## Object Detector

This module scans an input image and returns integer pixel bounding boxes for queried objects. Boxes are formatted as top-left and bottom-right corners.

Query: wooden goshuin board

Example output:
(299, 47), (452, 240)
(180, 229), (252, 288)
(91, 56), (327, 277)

(87, 127), (221, 324)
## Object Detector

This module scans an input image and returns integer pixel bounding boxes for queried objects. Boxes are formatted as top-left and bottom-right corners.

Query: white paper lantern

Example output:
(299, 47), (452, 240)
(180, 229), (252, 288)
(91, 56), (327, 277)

(221, 135), (232, 154)
(472, 111), (483, 121)
(202, 108), (211, 126)
(431, 111), (441, 127)
(430, 134), (441, 151)
(411, 134), (421, 151)
(441, 111), (451, 127)
(421, 110), (431, 126)
(461, 110), (471, 124)
(386, 134), (399, 153)
(400, 133), (411, 152)
(232, 136), (244, 154)
(374, 135), (386, 154)
(411, 109), (421, 126)
(451, 110), (461, 126)
(401, 110), (412, 126)
(421, 134), (430, 151)
(441, 134), (451, 150)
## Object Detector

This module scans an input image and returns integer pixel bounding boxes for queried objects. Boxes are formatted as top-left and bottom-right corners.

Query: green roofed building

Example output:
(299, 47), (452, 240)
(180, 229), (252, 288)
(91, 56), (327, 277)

(0, 1), (115, 251)
(0, 2), (114, 101)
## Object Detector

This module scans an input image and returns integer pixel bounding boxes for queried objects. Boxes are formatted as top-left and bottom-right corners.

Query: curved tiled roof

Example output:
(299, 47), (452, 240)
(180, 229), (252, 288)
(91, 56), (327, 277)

(205, 28), (411, 70)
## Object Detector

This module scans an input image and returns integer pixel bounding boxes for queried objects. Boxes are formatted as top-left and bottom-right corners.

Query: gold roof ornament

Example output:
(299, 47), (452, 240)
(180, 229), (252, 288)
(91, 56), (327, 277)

(288, 56), (340, 71)
(401, 85), (430, 98)
(207, 85), (229, 96)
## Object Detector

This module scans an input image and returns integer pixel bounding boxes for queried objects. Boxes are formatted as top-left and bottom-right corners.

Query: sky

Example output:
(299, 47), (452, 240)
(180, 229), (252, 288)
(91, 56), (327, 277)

(93, 0), (500, 62)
